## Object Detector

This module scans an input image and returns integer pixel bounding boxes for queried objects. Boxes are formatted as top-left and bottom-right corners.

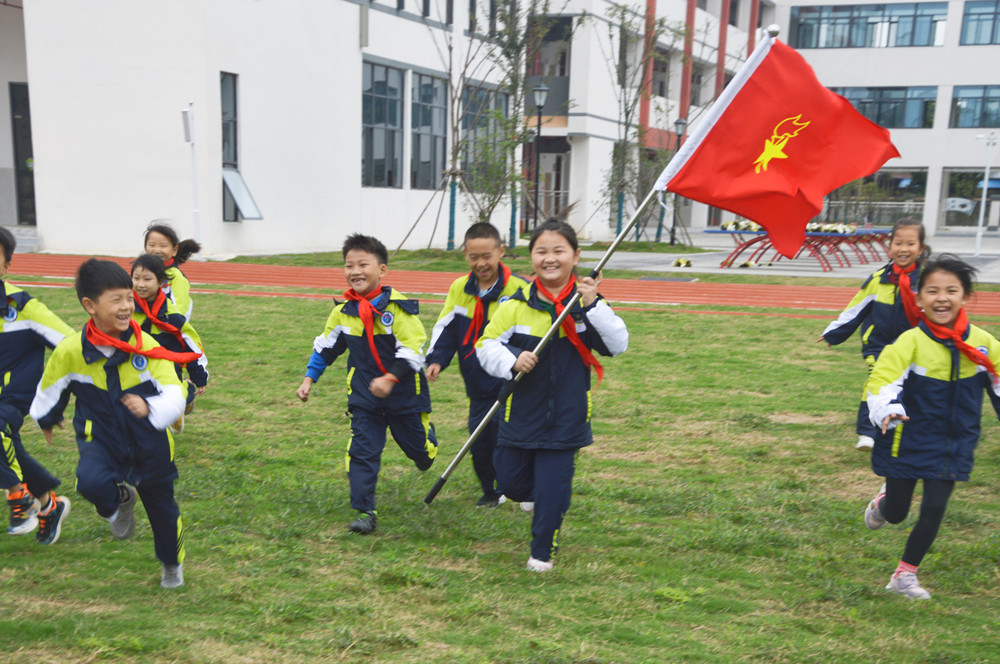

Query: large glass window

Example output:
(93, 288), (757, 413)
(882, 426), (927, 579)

(951, 85), (1000, 127)
(220, 72), (262, 221)
(362, 63), (404, 188)
(961, 1), (1000, 44)
(461, 86), (509, 191)
(411, 74), (447, 190)
(791, 3), (947, 48)
(833, 86), (937, 127)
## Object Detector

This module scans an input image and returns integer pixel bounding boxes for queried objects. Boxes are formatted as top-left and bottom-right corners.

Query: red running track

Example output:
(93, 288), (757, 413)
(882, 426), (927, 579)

(10, 253), (1000, 317)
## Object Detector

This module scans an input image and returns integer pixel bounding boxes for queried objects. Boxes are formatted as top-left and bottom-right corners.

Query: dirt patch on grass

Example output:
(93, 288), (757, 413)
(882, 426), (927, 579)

(769, 411), (847, 426)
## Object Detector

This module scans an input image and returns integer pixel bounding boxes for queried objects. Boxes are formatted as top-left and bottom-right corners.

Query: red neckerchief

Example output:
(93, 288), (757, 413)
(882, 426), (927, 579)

(85, 319), (202, 364)
(461, 263), (511, 358)
(922, 308), (998, 386)
(163, 257), (175, 268)
(343, 288), (391, 376)
(534, 279), (604, 385)
(891, 263), (920, 326)
(133, 290), (190, 349)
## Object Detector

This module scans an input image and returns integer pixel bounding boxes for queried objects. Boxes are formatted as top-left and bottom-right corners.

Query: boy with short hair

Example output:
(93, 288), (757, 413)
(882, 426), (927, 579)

(30, 259), (192, 588)
(296, 234), (438, 535)
(0, 226), (75, 544)
(426, 223), (528, 507)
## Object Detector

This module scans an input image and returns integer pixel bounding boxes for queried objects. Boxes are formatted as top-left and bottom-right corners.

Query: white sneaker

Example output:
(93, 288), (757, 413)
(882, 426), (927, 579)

(520, 501), (534, 513)
(856, 435), (874, 451)
(864, 483), (887, 530)
(526, 556), (553, 572)
(886, 571), (930, 600)
(107, 484), (139, 540)
(161, 563), (184, 589)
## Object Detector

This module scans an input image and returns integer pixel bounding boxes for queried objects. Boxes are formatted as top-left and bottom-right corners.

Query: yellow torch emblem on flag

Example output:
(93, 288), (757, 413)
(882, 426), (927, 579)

(753, 115), (810, 173)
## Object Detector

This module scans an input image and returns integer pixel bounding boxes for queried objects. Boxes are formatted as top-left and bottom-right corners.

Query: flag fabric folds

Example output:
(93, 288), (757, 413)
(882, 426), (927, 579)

(654, 35), (900, 258)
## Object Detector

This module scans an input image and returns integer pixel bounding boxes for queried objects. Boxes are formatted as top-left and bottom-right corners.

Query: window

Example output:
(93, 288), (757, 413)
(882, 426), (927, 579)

(790, 3), (947, 48)
(652, 49), (670, 98)
(951, 85), (1000, 127)
(729, 0), (740, 27)
(461, 86), (509, 191)
(833, 86), (937, 128)
(961, 1), (1000, 44)
(411, 74), (447, 190)
(362, 62), (404, 188)
(220, 72), (262, 221)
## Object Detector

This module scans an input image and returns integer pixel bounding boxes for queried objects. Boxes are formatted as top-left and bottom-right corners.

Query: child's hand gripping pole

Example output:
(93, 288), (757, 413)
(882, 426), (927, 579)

(423, 187), (659, 505)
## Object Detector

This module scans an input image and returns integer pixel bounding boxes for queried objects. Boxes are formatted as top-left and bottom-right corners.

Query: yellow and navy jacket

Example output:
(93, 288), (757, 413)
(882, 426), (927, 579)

(133, 295), (208, 388)
(164, 265), (193, 321)
(0, 280), (75, 428)
(866, 321), (1000, 481)
(29, 326), (186, 484)
(476, 281), (628, 449)
(426, 268), (529, 401)
(306, 285), (431, 413)
(822, 261), (922, 360)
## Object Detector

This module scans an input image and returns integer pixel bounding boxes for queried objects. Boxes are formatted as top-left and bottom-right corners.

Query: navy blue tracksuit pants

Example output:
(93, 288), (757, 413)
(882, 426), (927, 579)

(1, 418), (61, 496)
(347, 406), (438, 513)
(494, 446), (576, 562)
(468, 396), (502, 499)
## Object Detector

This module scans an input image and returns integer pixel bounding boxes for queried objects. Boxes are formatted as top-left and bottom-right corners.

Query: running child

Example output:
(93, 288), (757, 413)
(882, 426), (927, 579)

(426, 222), (528, 508)
(30, 259), (195, 588)
(131, 254), (208, 433)
(0, 227), (75, 544)
(820, 217), (927, 450)
(295, 234), (438, 535)
(476, 219), (628, 571)
(143, 220), (200, 320)
(863, 254), (1000, 600)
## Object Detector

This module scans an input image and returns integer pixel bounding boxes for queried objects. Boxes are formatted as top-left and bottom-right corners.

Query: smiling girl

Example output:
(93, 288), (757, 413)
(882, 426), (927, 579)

(863, 254), (1000, 599)
(476, 219), (628, 572)
(143, 221), (201, 321)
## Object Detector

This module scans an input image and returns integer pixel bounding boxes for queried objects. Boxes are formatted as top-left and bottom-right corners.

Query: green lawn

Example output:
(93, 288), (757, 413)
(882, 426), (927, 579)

(1, 284), (998, 663)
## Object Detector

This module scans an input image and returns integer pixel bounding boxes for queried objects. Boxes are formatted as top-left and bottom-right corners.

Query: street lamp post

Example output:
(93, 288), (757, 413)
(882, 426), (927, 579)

(532, 84), (549, 229)
(669, 116), (687, 245)
(975, 130), (998, 257)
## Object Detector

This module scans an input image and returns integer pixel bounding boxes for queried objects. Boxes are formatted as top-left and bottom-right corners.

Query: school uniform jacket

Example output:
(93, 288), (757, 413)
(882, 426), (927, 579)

(164, 265), (193, 321)
(476, 282), (628, 450)
(822, 261), (921, 360)
(310, 286), (431, 414)
(425, 269), (529, 401)
(29, 327), (186, 484)
(867, 321), (1000, 481)
(133, 296), (209, 387)
(0, 281), (75, 428)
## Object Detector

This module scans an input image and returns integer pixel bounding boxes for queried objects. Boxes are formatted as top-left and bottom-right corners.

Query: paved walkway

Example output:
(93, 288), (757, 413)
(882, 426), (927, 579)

(9, 231), (1000, 318)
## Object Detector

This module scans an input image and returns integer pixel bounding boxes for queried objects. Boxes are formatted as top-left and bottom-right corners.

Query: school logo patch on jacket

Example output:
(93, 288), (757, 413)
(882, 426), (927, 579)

(131, 354), (149, 371)
(3, 305), (17, 322)
(380, 311), (394, 327)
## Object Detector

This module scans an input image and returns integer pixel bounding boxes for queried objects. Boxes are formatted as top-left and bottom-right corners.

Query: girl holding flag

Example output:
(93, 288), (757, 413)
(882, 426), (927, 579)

(820, 217), (928, 450)
(131, 254), (208, 432)
(476, 220), (628, 572)
(863, 254), (1000, 600)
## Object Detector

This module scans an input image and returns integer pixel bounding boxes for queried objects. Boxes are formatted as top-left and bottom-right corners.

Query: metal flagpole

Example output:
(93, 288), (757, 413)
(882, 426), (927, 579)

(423, 185), (660, 504)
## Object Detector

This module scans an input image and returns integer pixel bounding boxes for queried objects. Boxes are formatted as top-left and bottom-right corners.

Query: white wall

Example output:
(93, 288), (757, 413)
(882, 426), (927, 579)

(0, 5), (27, 226)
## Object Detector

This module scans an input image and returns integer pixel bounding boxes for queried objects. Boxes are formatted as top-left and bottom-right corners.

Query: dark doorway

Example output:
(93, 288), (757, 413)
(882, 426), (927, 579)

(9, 83), (35, 226)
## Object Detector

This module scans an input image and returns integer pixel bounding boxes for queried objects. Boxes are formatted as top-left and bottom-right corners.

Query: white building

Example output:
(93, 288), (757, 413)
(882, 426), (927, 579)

(1, 0), (827, 257)
(775, 0), (1000, 234)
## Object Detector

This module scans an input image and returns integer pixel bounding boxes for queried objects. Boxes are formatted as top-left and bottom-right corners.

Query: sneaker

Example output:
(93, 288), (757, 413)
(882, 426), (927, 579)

(7, 486), (40, 535)
(170, 413), (184, 434)
(36, 495), (71, 545)
(519, 501), (534, 514)
(886, 571), (931, 600)
(526, 556), (554, 572)
(348, 511), (377, 535)
(864, 483), (887, 530)
(475, 494), (507, 509)
(184, 399), (196, 416)
(161, 563), (184, 589)
(107, 484), (139, 540)
(856, 435), (875, 451)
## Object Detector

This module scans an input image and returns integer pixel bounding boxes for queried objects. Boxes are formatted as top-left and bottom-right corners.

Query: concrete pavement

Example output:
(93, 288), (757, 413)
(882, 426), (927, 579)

(581, 228), (1000, 284)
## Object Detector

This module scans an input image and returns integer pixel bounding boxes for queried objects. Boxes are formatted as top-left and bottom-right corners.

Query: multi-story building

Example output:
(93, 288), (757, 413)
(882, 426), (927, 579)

(776, 0), (1000, 234)
(0, 0), (769, 256)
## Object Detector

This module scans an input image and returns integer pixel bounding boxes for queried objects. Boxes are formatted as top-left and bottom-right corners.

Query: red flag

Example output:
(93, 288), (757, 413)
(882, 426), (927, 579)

(655, 37), (899, 258)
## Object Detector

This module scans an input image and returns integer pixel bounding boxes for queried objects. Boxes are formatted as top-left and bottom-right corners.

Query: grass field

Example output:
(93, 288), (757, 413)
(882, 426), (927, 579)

(2, 279), (999, 663)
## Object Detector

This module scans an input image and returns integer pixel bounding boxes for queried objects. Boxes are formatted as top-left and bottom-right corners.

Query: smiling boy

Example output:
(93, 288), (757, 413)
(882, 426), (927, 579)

(296, 235), (437, 534)
(30, 259), (191, 588)
(425, 223), (527, 507)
